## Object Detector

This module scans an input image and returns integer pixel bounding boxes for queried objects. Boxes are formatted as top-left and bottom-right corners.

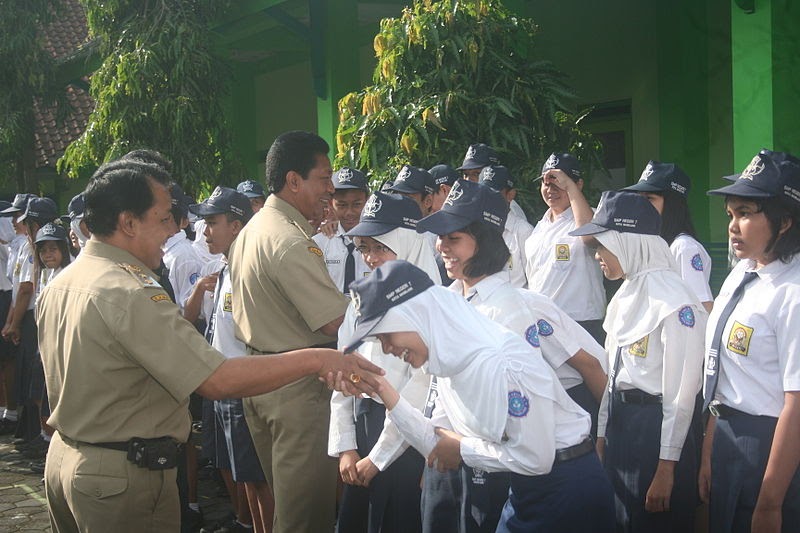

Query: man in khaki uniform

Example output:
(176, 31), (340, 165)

(228, 131), (348, 533)
(37, 156), (380, 533)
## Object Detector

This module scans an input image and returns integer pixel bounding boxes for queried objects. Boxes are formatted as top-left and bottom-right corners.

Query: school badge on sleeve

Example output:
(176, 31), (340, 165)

(525, 325), (540, 347)
(679, 306), (696, 327)
(727, 321), (753, 356)
(508, 391), (530, 417)
(536, 319), (554, 336)
(555, 243), (570, 261)
(691, 254), (704, 271)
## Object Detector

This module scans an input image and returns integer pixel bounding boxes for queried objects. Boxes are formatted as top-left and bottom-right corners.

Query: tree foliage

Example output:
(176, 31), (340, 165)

(60, 0), (240, 196)
(335, 0), (606, 212)
(0, 0), (64, 191)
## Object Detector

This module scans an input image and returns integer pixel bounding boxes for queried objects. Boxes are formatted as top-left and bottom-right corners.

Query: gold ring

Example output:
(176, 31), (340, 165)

(349, 373), (361, 384)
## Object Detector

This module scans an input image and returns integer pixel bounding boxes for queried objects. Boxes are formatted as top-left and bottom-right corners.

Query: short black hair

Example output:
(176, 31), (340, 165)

(265, 131), (329, 194)
(657, 190), (697, 244)
(726, 195), (800, 263)
(121, 149), (173, 174)
(84, 159), (170, 237)
(458, 220), (511, 278)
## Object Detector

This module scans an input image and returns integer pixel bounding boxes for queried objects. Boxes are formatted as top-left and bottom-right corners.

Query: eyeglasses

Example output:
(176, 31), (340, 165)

(356, 244), (394, 255)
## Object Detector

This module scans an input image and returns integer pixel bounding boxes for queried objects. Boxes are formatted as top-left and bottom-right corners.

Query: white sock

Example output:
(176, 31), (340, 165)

(42, 433), (51, 442)
(4, 409), (17, 422)
(188, 503), (200, 512)
(236, 521), (253, 529)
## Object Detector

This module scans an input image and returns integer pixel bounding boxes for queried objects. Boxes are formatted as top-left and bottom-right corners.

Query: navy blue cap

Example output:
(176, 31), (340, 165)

(0, 201), (11, 214)
(1, 193), (36, 216)
(236, 180), (266, 199)
(417, 180), (508, 235)
(346, 192), (421, 237)
(189, 186), (253, 221)
(380, 180), (394, 191)
(342, 260), (435, 352)
(428, 164), (460, 187)
(538, 152), (582, 181)
(332, 167), (370, 192)
(67, 193), (85, 220)
(622, 161), (691, 197)
(569, 190), (661, 236)
(457, 143), (500, 171)
(169, 183), (191, 215)
(18, 197), (58, 224)
(388, 166), (435, 196)
(479, 165), (515, 191)
(707, 149), (800, 208)
(35, 222), (68, 244)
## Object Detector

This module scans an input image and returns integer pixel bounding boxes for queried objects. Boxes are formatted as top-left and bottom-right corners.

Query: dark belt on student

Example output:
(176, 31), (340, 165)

(613, 389), (663, 405)
(554, 437), (594, 464)
(709, 403), (776, 420)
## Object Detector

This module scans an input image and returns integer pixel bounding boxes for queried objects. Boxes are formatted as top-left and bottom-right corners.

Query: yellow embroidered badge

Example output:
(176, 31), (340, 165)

(555, 244), (570, 261)
(151, 293), (170, 303)
(629, 336), (649, 358)
(307, 246), (323, 257)
(727, 321), (753, 356)
(223, 292), (233, 313)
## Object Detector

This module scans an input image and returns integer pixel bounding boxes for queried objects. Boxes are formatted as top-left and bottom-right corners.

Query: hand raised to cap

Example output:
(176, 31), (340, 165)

(317, 350), (385, 396)
(542, 168), (576, 192)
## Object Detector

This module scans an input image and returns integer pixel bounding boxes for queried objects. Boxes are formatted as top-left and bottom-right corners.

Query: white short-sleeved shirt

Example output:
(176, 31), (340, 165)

(707, 256), (800, 417)
(163, 231), (204, 311)
(524, 207), (606, 321)
(451, 273), (607, 390)
(196, 257), (225, 322)
(671, 234), (713, 303)
(600, 307), (706, 460)
(15, 241), (35, 311)
(209, 267), (247, 359)
(312, 224), (370, 294)
(503, 211), (534, 288)
(7, 234), (26, 287)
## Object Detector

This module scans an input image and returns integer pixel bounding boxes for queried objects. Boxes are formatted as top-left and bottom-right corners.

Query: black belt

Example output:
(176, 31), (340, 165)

(710, 403), (775, 420)
(554, 437), (594, 463)
(92, 441), (129, 451)
(613, 389), (663, 405)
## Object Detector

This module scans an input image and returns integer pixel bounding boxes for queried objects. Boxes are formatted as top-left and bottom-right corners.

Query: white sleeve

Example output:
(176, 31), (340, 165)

(777, 285), (800, 392)
(671, 238), (713, 303)
(19, 250), (34, 284)
(387, 395), (450, 460)
(170, 258), (203, 311)
(328, 391), (358, 457)
(460, 389), (557, 475)
(659, 309), (705, 460)
(368, 368), (431, 470)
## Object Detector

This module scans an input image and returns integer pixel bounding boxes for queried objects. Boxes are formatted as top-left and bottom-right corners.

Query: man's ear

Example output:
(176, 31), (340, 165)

(285, 171), (303, 193)
(117, 211), (138, 238)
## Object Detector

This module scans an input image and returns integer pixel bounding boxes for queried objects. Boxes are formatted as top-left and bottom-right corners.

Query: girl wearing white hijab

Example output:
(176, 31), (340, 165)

(340, 260), (615, 533)
(570, 191), (706, 533)
(415, 180), (609, 532)
(329, 191), (440, 533)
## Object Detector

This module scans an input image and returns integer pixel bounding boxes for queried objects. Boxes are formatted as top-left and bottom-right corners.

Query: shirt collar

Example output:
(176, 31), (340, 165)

(747, 254), (799, 283)
(267, 195), (315, 238)
(447, 271), (511, 301)
(545, 206), (574, 223)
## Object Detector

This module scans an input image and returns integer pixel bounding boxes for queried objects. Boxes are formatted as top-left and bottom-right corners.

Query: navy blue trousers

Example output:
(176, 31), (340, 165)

(605, 398), (698, 532)
(497, 452), (615, 533)
(710, 412), (800, 533)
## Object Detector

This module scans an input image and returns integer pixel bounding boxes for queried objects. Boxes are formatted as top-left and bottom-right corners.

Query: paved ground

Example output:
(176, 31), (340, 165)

(0, 433), (231, 532)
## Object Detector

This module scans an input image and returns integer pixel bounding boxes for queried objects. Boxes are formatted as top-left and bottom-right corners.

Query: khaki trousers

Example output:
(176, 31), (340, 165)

(45, 432), (179, 533)
(244, 375), (337, 533)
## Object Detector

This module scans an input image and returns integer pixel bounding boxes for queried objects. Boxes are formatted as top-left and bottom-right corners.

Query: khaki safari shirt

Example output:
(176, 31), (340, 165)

(36, 240), (226, 444)
(228, 194), (347, 353)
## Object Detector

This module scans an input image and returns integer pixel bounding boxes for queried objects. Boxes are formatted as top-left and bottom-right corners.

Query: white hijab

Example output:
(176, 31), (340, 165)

(374, 227), (442, 285)
(372, 286), (563, 443)
(598, 230), (702, 347)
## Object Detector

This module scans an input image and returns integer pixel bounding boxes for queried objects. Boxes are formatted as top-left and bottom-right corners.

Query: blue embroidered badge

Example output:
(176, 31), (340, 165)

(679, 306), (695, 327)
(189, 273), (199, 285)
(536, 319), (554, 336)
(508, 391), (530, 417)
(525, 325), (540, 347)
(691, 253), (703, 271)
(28, 255), (34, 264)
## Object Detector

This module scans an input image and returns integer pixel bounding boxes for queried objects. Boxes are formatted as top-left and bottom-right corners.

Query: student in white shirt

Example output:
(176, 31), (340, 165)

(623, 161), (713, 310)
(330, 191), (439, 533)
(336, 260), (615, 533)
(313, 167), (371, 295)
(478, 165), (534, 288)
(163, 183), (203, 313)
(571, 191), (707, 532)
(524, 152), (606, 342)
(702, 149), (800, 533)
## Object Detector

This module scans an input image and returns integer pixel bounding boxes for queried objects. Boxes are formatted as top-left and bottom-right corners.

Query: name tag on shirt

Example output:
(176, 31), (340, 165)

(555, 244), (570, 261)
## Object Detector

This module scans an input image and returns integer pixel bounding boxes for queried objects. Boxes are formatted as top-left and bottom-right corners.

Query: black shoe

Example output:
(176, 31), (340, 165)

(28, 461), (45, 474)
(182, 507), (204, 533)
(22, 439), (49, 459)
(14, 435), (44, 451)
(214, 519), (253, 533)
(0, 419), (18, 435)
(199, 512), (236, 533)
